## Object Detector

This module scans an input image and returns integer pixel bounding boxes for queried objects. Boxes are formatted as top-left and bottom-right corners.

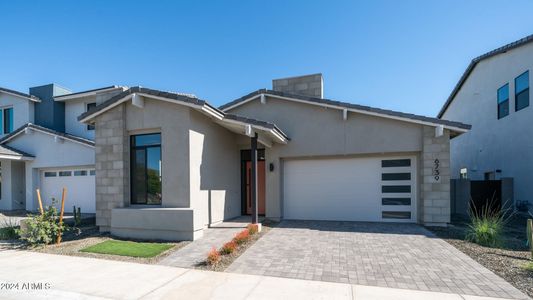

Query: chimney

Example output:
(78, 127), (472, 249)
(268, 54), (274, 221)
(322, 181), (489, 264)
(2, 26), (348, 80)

(30, 84), (71, 132)
(272, 73), (323, 98)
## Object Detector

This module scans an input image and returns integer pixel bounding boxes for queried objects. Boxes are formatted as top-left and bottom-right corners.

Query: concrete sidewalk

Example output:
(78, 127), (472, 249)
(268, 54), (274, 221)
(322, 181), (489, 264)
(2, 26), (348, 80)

(0, 250), (525, 300)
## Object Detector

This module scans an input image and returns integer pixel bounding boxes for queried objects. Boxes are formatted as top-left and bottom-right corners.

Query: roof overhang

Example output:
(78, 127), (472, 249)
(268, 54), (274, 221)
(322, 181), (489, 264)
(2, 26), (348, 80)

(54, 86), (127, 101)
(78, 89), (289, 145)
(0, 89), (41, 102)
(222, 91), (471, 135)
(0, 124), (95, 148)
(0, 145), (34, 161)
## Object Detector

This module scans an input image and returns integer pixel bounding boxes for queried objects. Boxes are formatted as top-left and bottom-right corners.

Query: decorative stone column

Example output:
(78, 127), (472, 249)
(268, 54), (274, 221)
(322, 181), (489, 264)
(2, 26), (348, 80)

(421, 126), (451, 226)
(94, 104), (129, 232)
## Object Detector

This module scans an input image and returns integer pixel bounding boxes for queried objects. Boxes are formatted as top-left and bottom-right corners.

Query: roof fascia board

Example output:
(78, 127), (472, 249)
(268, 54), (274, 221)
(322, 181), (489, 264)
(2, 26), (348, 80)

(0, 154), (34, 161)
(221, 94), (262, 111)
(0, 90), (41, 102)
(2, 125), (94, 148)
(54, 87), (124, 101)
(220, 118), (288, 144)
(79, 94), (134, 123)
(227, 93), (468, 133)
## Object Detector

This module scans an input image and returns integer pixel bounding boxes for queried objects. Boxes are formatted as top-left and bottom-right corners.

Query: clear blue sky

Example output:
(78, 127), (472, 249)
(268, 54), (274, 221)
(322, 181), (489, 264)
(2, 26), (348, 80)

(1, 1), (532, 116)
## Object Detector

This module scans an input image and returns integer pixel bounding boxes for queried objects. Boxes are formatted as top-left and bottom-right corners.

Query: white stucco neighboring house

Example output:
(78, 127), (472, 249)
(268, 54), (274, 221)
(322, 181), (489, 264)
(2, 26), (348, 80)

(78, 74), (470, 241)
(439, 33), (533, 207)
(0, 84), (125, 214)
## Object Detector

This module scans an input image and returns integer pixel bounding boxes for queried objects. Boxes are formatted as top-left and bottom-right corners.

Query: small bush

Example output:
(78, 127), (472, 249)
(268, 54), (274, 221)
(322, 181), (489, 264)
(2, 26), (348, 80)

(206, 247), (221, 266)
(18, 205), (67, 246)
(0, 218), (20, 240)
(220, 241), (237, 255)
(233, 229), (250, 245)
(466, 202), (508, 248)
(247, 224), (259, 235)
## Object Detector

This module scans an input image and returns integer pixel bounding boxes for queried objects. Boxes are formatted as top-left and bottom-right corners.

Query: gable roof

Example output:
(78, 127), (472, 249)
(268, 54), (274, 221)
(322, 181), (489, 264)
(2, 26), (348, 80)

(78, 87), (289, 143)
(0, 144), (34, 160)
(0, 123), (95, 148)
(0, 87), (40, 102)
(438, 33), (533, 118)
(220, 89), (471, 133)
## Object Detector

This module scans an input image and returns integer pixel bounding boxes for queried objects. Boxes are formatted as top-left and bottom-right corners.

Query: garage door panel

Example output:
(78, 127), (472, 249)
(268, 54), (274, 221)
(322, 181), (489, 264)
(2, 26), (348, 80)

(41, 168), (96, 214)
(283, 156), (416, 223)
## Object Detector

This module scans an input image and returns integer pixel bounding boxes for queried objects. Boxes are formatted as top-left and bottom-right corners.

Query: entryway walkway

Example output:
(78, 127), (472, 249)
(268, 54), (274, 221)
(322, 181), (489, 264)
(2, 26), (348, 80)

(159, 217), (251, 268)
(226, 220), (527, 299)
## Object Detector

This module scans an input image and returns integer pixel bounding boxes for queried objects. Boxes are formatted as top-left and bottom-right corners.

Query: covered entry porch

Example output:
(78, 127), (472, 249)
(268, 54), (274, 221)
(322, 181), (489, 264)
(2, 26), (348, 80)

(0, 145), (32, 211)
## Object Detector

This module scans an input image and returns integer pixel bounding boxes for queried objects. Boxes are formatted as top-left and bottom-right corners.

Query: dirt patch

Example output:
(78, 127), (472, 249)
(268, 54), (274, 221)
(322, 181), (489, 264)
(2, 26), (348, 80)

(31, 226), (189, 264)
(428, 214), (533, 298)
(196, 221), (276, 271)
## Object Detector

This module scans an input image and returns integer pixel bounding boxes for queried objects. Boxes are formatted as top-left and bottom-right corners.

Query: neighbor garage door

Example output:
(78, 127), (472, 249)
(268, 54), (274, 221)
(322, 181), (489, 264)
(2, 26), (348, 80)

(40, 168), (96, 213)
(283, 156), (416, 222)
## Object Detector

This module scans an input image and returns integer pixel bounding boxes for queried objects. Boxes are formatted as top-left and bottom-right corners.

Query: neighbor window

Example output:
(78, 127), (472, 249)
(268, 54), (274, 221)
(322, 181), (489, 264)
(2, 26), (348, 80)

(0, 107), (13, 134)
(515, 71), (529, 111)
(130, 133), (162, 205)
(74, 170), (87, 176)
(86, 103), (96, 130)
(497, 84), (509, 119)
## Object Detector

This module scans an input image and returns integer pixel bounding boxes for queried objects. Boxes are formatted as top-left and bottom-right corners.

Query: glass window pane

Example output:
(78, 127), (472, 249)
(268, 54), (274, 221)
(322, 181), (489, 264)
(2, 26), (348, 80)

(134, 134), (161, 147)
(87, 103), (96, 130)
(74, 170), (87, 176)
(382, 198), (411, 205)
(59, 171), (71, 177)
(497, 84), (509, 103)
(381, 159), (411, 168)
(89, 170), (96, 176)
(146, 147), (162, 205)
(131, 149), (147, 204)
(382, 185), (411, 193)
(382, 173), (411, 181)
(44, 172), (56, 177)
(515, 71), (529, 94)
(498, 100), (509, 119)
(516, 89), (529, 111)
(3, 108), (13, 134)
(382, 211), (411, 219)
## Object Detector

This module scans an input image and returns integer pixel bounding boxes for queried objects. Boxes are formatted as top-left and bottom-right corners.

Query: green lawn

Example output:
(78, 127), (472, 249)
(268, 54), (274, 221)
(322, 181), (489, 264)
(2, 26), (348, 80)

(523, 261), (533, 272)
(80, 240), (174, 258)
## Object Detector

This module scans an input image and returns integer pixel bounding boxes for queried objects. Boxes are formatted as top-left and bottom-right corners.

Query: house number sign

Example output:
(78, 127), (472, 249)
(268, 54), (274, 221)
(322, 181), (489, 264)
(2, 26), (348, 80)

(433, 159), (440, 181)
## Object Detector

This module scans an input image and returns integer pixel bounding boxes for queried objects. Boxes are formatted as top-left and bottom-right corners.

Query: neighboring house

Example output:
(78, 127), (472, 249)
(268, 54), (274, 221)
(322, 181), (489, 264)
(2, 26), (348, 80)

(0, 84), (125, 213)
(438, 34), (533, 207)
(79, 74), (470, 241)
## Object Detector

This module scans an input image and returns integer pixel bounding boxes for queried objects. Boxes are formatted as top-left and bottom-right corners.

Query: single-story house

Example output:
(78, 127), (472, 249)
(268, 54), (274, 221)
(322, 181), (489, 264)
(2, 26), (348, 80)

(78, 74), (471, 240)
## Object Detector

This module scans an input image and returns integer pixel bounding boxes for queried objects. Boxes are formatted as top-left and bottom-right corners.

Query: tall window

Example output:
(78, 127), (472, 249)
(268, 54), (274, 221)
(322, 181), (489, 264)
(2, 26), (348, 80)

(497, 84), (509, 119)
(515, 71), (529, 111)
(130, 133), (162, 205)
(0, 107), (14, 134)
(86, 103), (96, 130)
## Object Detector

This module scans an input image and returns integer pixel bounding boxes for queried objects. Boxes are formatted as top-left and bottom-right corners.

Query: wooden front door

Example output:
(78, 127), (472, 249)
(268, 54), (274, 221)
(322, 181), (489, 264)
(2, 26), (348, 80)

(245, 161), (266, 215)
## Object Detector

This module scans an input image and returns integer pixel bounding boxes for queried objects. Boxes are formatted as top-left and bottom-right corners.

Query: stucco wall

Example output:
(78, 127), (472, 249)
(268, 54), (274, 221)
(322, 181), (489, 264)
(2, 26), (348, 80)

(6, 129), (95, 212)
(189, 110), (240, 228)
(0, 160), (13, 210)
(227, 96), (448, 224)
(0, 94), (34, 138)
(65, 97), (95, 140)
(442, 42), (533, 205)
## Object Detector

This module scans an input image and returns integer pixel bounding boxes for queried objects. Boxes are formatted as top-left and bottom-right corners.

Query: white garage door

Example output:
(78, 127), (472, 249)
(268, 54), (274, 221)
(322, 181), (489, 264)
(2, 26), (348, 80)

(283, 156), (416, 222)
(40, 168), (96, 213)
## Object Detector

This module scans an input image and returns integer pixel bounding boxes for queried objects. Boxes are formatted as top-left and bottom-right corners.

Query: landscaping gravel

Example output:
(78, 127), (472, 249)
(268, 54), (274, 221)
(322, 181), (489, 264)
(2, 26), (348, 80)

(428, 214), (533, 298)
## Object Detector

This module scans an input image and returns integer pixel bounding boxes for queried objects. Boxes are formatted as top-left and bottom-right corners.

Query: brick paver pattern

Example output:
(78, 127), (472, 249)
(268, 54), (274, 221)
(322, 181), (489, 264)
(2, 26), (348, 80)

(159, 218), (249, 268)
(226, 220), (526, 299)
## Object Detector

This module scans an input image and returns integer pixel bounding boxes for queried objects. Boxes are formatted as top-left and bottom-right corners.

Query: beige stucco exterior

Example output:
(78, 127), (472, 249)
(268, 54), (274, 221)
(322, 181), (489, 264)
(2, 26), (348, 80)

(91, 90), (456, 241)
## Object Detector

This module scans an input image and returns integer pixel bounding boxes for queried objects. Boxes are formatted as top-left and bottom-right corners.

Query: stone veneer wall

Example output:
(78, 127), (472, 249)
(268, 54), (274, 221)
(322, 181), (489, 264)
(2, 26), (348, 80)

(421, 126), (451, 225)
(94, 104), (129, 232)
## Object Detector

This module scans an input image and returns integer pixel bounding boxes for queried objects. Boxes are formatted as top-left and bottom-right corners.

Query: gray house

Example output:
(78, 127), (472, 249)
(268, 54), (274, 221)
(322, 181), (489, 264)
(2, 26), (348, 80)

(79, 74), (470, 240)
(439, 34), (533, 208)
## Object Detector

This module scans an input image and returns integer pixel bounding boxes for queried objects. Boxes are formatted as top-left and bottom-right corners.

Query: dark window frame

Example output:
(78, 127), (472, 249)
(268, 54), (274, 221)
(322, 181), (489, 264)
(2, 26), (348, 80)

(3, 107), (13, 134)
(515, 70), (529, 112)
(381, 159), (411, 168)
(130, 133), (162, 205)
(86, 103), (96, 130)
(497, 83), (509, 119)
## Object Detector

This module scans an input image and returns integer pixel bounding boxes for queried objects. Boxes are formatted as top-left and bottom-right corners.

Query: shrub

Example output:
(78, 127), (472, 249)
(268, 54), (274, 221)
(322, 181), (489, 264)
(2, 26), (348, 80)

(466, 202), (508, 247)
(220, 241), (237, 255)
(18, 205), (67, 246)
(247, 224), (259, 235)
(233, 229), (250, 245)
(0, 218), (19, 240)
(206, 247), (221, 266)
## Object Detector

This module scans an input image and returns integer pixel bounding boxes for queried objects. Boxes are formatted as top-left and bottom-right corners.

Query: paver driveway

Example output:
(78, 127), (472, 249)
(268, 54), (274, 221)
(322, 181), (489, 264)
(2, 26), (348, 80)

(226, 220), (527, 299)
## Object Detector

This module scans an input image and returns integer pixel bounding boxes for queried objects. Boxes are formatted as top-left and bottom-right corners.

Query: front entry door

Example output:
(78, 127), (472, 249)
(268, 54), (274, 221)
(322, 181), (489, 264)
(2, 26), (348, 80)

(245, 161), (266, 215)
